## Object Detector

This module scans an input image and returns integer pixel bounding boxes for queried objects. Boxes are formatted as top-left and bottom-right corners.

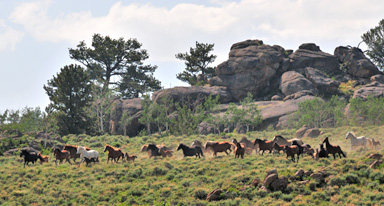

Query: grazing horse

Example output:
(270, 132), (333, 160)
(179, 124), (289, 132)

(372, 138), (381, 150)
(323, 137), (346, 159)
(253, 139), (274, 155)
(240, 137), (259, 155)
(177, 143), (204, 158)
(77, 146), (99, 166)
(345, 132), (370, 150)
(204, 141), (232, 157)
(284, 145), (300, 163)
(20, 149), (38, 168)
(37, 152), (49, 164)
(63, 145), (91, 163)
(318, 144), (329, 159)
(272, 142), (285, 155)
(53, 148), (71, 166)
(272, 135), (303, 146)
(159, 148), (174, 157)
(104, 144), (124, 163)
(125, 153), (138, 162)
(234, 142), (245, 159)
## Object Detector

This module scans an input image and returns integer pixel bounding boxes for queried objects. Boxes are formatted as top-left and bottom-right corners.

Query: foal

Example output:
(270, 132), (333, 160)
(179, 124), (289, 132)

(37, 152), (49, 164)
(234, 142), (245, 159)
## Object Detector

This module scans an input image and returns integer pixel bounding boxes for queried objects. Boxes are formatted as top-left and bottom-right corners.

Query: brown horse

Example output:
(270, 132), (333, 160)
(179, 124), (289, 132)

(232, 139), (247, 154)
(234, 142), (245, 159)
(204, 141), (232, 156)
(37, 152), (49, 164)
(272, 142), (285, 155)
(53, 148), (71, 166)
(240, 137), (259, 155)
(372, 138), (381, 150)
(125, 152), (138, 162)
(63, 145), (91, 163)
(104, 144), (124, 163)
(322, 137), (346, 159)
(159, 148), (174, 157)
(284, 145), (300, 163)
(253, 139), (274, 155)
(141, 144), (172, 157)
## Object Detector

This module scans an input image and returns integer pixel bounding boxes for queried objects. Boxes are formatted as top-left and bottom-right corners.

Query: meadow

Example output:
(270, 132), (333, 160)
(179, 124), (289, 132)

(1, 125), (384, 205)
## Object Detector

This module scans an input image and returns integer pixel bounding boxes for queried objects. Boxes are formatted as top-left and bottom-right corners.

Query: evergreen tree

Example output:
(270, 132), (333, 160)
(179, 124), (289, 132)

(362, 19), (384, 70)
(43, 64), (92, 135)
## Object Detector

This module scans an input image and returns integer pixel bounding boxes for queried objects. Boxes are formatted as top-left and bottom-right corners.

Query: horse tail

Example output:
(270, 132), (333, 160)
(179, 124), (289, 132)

(197, 147), (204, 157)
(339, 147), (346, 157)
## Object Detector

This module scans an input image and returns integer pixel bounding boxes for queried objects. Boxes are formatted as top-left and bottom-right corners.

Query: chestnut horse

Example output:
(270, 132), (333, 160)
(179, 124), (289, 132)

(322, 137), (346, 159)
(104, 144), (124, 163)
(37, 152), (49, 164)
(284, 145), (300, 163)
(63, 145), (91, 163)
(204, 141), (232, 157)
(253, 139), (274, 155)
(159, 148), (174, 157)
(20, 149), (38, 168)
(53, 148), (71, 166)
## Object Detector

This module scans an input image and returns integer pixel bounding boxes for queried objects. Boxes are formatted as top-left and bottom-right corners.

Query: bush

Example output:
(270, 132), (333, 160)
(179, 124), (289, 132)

(194, 189), (208, 200)
(370, 172), (384, 183)
(349, 96), (384, 125)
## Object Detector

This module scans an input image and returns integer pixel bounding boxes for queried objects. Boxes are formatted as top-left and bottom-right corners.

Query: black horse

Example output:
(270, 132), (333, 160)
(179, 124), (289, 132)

(20, 149), (39, 168)
(292, 141), (305, 157)
(146, 144), (162, 158)
(177, 143), (204, 158)
(318, 143), (329, 158)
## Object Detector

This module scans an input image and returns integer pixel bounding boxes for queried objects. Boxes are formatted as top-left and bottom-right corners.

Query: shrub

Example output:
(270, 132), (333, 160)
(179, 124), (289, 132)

(349, 96), (384, 125)
(194, 189), (208, 200)
(370, 172), (384, 183)
(329, 176), (347, 187)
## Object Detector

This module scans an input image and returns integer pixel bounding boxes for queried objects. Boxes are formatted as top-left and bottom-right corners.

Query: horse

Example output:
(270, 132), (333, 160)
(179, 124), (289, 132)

(177, 143), (204, 158)
(63, 145), (91, 163)
(272, 142), (285, 155)
(37, 152), (49, 164)
(345, 132), (371, 150)
(145, 144), (162, 158)
(253, 139), (274, 155)
(240, 137), (259, 155)
(191, 140), (210, 153)
(284, 145), (300, 163)
(84, 157), (98, 167)
(372, 138), (381, 150)
(159, 148), (173, 157)
(20, 149), (38, 168)
(104, 144), (124, 163)
(53, 148), (71, 166)
(318, 143), (329, 159)
(234, 142), (245, 159)
(204, 141), (232, 157)
(292, 141), (305, 157)
(77, 146), (99, 166)
(231, 139), (247, 154)
(323, 137), (346, 159)
(272, 135), (304, 146)
(141, 144), (172, 157)
(125, 153), (138, 162)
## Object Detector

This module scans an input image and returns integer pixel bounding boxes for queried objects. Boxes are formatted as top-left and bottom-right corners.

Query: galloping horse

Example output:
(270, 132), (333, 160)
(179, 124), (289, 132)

(240, 137), (259, 155)
(191, 140), (209, 153)
(141, 144), (172, 157)
(272, 135), (303, 146)
(53, 148), (71, 166)
(272, 142), (285, 155)
(145, 144), (162, 158)
(125, 152), (138, 162)
(159, 148), (174, 157)
(284, 145), (300, 163)
(323, 137), (346, 159)
(104, 144), (124, 163)
(77, 146), (99, 166)
(253, 139), (274, 155)
(20, 149), (38, 168)
(37, 152), (49, 164)
(204, 141), (232, 157)
(345, 132), (371, 150)
(177, 143), (204, 158)
(234, 142), (245, 159)
(63, 145), (91, 163)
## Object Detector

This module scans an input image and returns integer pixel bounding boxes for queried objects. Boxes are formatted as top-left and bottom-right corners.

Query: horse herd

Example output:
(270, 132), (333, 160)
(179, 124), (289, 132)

(18, 131), (382, 167)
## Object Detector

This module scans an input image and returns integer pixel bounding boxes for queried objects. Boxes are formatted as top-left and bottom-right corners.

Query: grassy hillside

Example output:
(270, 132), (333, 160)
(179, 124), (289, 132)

(1, 126), (384, 205)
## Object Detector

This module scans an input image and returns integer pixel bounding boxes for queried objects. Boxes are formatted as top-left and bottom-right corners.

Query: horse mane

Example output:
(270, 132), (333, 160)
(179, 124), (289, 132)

(348, 131), (356, 137)
(274, 135), (285, 140)
(64, 144), (77, 148)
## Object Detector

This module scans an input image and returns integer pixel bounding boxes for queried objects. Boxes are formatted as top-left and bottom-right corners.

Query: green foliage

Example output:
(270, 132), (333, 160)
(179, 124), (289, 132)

(361, 19), (384, 70)
(349, 96), (384, 126)
(69, 33), (161, 98)
(293, 96), (347, 128)
(176, 41), (217, 85)
(44, 64), (93, 135)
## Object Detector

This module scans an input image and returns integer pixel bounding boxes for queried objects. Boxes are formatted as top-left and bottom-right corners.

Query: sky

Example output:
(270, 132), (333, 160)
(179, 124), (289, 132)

(0, 0), (383, 112)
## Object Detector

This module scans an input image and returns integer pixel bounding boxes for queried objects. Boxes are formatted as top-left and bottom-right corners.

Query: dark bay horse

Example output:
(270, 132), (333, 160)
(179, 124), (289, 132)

(104, 144), (124, 163)
(204, 141), (232, 157)
(20, 149), (38, 168)
(63, 145), (91, 163)
(146, 144), (162, 158)
(322, 137), (346, 159)
(284, 145), (300, 163)
(253, 139), (274, 155)
(53, 148), (71, 166)
(177, 143), (204, 158)
(234, 142), (245, 159)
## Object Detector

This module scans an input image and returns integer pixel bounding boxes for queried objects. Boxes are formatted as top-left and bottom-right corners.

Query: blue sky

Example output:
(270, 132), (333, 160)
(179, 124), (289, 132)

(0, 0), (383, 112)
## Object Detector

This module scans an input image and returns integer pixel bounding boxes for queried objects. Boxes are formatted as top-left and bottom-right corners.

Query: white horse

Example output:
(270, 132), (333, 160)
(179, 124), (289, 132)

(77, 146), (99, 166)
(345, 132), (372, 150)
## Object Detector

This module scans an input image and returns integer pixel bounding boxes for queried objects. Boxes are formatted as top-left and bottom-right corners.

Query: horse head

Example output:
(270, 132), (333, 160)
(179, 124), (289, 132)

(103, 145), (109, 152)
(322, 137), (329, 144)
(177, 144), (184, 151)
(76, 146), (82, 154)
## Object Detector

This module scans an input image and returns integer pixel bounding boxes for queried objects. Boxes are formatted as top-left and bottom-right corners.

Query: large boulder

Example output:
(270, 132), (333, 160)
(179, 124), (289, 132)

(210, 39), (289, 101)
(289, 43), (339, 74)
(371, 74), (384, 83)
(353, 82), (384, 99)
(152, 86), (233, 105)
(109, 98), (143, 136)
(334, 46), (380, 78)
(270, 176), (289, 191)
(280, 71), (316, 96)
(305, 67), (340, 95)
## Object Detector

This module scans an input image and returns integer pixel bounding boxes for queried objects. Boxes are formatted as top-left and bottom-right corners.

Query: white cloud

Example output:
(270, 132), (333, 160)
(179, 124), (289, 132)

(0, 20), (24, 51)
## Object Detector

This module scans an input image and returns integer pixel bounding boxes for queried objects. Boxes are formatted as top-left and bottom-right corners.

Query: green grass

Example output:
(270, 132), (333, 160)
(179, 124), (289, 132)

(1, 126), (384, 205)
